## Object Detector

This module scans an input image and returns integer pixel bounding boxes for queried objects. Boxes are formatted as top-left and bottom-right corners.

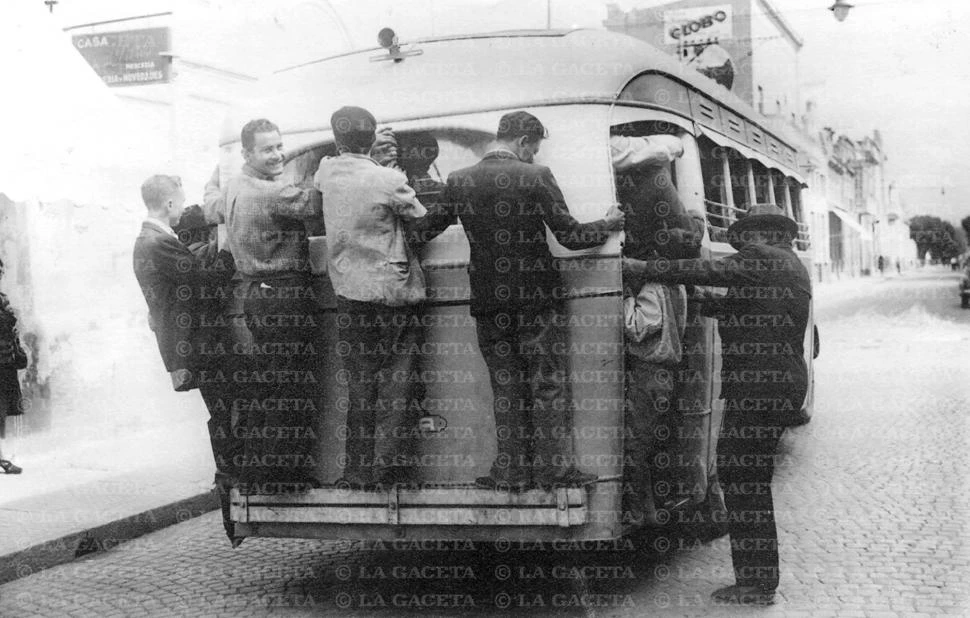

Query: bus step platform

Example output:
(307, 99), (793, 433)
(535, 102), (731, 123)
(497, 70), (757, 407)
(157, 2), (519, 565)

(230, 483), (590, 527)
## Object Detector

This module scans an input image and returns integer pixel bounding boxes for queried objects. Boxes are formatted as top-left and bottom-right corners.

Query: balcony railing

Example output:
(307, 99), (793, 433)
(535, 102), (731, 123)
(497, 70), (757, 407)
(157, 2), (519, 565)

(704, 198), (745, 243)
(704, 199), (811, 251)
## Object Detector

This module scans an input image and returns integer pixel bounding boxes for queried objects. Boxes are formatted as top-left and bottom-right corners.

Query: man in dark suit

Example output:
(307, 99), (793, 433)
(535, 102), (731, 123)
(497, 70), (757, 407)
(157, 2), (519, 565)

(623, 204), (812, 605)
(413, 111), (624, 491)
(132, 174), (243, 544)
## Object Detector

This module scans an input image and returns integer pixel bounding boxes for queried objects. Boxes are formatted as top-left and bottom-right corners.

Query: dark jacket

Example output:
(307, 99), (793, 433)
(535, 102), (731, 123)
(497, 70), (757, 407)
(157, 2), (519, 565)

(0, 295), (27, 371)
(616, 163), (703, 260)
(133, 221), (232, 375)
(625, 242), (812, 407)
(0, 295), (25, 419)
(415, 150), (615, 315)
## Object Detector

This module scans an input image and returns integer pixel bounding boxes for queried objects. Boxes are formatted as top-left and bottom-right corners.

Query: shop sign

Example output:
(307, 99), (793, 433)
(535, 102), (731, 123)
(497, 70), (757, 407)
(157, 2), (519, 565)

(73, 27), (170, 87)
(663, 6), (732, 45)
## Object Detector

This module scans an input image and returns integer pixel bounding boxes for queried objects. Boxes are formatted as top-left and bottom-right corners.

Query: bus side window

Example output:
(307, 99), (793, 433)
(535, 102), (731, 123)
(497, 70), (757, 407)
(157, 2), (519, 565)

(397, 129), (491, 210)
(697, 136), (748, 243)
(787, 178), (810, 250)
(728, 155), (749, 213)
(751, 160), (772, 206)
(699, 137), (729, 242)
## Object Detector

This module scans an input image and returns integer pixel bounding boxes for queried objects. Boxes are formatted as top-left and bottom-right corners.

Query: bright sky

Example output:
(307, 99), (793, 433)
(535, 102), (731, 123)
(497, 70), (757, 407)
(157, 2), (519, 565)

(34, 0), (970, 222)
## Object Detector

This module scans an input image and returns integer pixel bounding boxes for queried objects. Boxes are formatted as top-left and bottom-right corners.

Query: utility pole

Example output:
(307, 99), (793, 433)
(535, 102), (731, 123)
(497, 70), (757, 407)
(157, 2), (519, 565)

(44, 0), (58, 13)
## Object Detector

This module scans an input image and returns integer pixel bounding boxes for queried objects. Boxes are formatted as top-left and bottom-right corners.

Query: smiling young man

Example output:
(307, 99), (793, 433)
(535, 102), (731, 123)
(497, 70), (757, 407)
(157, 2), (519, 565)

(211, 118), (325, 495)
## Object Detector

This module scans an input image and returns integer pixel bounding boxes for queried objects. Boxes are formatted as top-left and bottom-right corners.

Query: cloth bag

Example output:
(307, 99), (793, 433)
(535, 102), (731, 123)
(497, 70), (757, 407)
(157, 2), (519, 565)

(623, 282), (687, 364)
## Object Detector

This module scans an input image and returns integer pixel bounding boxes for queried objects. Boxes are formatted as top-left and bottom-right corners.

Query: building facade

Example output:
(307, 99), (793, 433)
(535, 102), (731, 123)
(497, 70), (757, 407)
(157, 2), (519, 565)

(817, 129), (915, 278)
(62, 9), (258, 204)
(604, 0), (802, 121)
(605, 0), (914, 281)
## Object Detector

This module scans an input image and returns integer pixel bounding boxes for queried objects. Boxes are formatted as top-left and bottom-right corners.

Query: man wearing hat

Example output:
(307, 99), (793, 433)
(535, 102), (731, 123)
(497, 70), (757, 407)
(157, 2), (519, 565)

(624, 204), (812, 606)
(313, 106), (428, 489)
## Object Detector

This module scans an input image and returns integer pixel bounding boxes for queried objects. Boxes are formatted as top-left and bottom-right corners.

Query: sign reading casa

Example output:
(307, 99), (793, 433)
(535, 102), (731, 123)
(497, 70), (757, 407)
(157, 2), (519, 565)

(72, 27), (170, 87)
(663, 6), (733, 46)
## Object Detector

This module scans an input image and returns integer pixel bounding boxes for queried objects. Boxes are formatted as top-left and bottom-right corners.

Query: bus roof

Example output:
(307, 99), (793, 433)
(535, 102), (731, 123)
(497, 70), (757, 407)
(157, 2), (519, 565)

(224, 28), (794, 155)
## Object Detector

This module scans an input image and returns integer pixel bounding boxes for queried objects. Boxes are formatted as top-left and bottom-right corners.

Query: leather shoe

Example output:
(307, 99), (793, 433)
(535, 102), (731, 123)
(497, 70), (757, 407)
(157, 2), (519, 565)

(475, 476), (530, 493)
(378, 467), (416, 489)
(711, 584), (776, 605)
(334, 477), (379, 491)
(534, 470), (598, 490)
(0, 460), (22, 475)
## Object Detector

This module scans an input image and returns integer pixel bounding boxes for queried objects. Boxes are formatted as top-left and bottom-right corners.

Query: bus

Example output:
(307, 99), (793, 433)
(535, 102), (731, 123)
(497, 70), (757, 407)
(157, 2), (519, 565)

(216, 28), (815, 545)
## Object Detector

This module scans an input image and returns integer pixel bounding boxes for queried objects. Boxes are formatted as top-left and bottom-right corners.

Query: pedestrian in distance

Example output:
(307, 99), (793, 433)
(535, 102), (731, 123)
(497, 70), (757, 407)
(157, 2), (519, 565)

(623, 203), (812, 606)
(0, 266), (27, 476)
(411, 110), (624, 492)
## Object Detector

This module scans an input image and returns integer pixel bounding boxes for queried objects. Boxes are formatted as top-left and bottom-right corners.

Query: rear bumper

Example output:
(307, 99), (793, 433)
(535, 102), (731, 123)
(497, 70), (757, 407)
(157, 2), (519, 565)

(231, 483), (591, 531)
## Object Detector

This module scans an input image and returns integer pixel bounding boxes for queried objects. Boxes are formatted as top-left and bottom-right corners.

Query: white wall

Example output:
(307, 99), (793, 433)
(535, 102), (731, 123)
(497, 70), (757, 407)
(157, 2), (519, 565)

(748, 0), (799, 121)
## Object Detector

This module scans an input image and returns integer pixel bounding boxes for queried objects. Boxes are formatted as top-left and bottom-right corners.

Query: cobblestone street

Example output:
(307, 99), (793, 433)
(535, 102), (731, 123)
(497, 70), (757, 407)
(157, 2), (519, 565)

(1, 269), (968, 617)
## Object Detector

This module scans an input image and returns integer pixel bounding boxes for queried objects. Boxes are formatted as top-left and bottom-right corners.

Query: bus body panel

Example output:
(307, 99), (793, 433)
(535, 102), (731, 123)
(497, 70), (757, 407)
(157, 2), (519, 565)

(217, 30), (815, 543)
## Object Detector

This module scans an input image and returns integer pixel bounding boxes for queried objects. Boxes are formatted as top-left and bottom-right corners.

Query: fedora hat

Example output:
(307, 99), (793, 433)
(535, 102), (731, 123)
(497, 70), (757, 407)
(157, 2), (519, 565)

(726, 204), (798, 249)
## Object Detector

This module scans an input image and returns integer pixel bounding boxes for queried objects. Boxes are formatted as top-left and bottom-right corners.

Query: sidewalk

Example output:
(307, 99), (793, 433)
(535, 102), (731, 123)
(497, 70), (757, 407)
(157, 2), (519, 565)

(0, 324), (221, 585)
(0, 419), (218, 585)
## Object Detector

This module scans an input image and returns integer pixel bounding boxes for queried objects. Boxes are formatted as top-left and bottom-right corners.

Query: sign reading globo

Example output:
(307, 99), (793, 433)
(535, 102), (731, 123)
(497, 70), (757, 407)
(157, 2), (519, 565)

(663, 6), (733, 46)
(72, 27), (170, 87)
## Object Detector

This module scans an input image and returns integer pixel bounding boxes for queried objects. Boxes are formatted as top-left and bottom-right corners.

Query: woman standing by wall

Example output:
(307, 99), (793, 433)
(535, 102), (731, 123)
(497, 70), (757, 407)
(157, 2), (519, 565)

(0, 267), (27, 475)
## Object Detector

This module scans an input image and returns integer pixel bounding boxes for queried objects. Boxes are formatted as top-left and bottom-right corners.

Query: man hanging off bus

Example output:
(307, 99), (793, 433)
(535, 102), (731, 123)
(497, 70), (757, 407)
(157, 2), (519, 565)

(314, 106), (429, 490)
(611, 130), (707, 526)
(623, 203), (811, 606)
(133, 176), (244, 543)
(203, 118), (325, 495)
(412, 110), (624, 491)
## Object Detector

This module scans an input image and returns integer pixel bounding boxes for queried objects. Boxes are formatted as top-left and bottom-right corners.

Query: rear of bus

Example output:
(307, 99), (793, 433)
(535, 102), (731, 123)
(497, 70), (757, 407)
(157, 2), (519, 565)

(216, 28), (813, 545)
(222, 32), (632, 544)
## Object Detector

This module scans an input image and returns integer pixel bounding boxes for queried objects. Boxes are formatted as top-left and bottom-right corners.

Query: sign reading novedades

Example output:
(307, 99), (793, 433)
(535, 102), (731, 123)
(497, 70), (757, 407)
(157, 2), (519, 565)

(73, 27), (170, 87)
(663, 6), (733, 46)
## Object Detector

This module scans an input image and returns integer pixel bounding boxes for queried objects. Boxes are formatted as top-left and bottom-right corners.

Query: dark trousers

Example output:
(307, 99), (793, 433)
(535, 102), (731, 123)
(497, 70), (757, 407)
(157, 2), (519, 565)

(623, 356), (674, 522)
(199, 381), (246, 537)
(475, 304), (577, 485)
(198, 383), (245, 477)
(717, 404), (787, 592)
(337, 299), (422, 484)
(238, 277), (321, 493)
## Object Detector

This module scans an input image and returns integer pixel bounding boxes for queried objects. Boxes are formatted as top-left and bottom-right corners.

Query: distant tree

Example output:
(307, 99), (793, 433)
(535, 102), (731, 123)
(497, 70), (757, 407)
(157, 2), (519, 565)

(909, 215), (965, 261)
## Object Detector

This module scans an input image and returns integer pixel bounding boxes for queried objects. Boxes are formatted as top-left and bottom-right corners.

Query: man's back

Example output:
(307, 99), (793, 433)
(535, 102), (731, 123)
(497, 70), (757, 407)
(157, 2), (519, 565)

(314, 153), (427, 306)
(711, 242), (811, 402)
(445, 151), (612, 315)
(133, 222), (189, 372)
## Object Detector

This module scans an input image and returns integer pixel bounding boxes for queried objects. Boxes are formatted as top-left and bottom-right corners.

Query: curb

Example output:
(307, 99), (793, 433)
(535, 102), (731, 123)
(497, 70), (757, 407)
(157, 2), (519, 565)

(0, 490), (218, 586)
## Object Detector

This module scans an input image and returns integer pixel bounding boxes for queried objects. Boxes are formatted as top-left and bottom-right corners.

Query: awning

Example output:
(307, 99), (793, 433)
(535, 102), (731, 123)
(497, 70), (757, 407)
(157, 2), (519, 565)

(830, 206), (873, 240)
(696, 124), (806, 185)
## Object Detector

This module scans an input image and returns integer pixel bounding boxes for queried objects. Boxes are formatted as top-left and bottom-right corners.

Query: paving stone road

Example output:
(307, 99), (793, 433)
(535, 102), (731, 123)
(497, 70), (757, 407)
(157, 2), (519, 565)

(1, 270), (967, 617)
